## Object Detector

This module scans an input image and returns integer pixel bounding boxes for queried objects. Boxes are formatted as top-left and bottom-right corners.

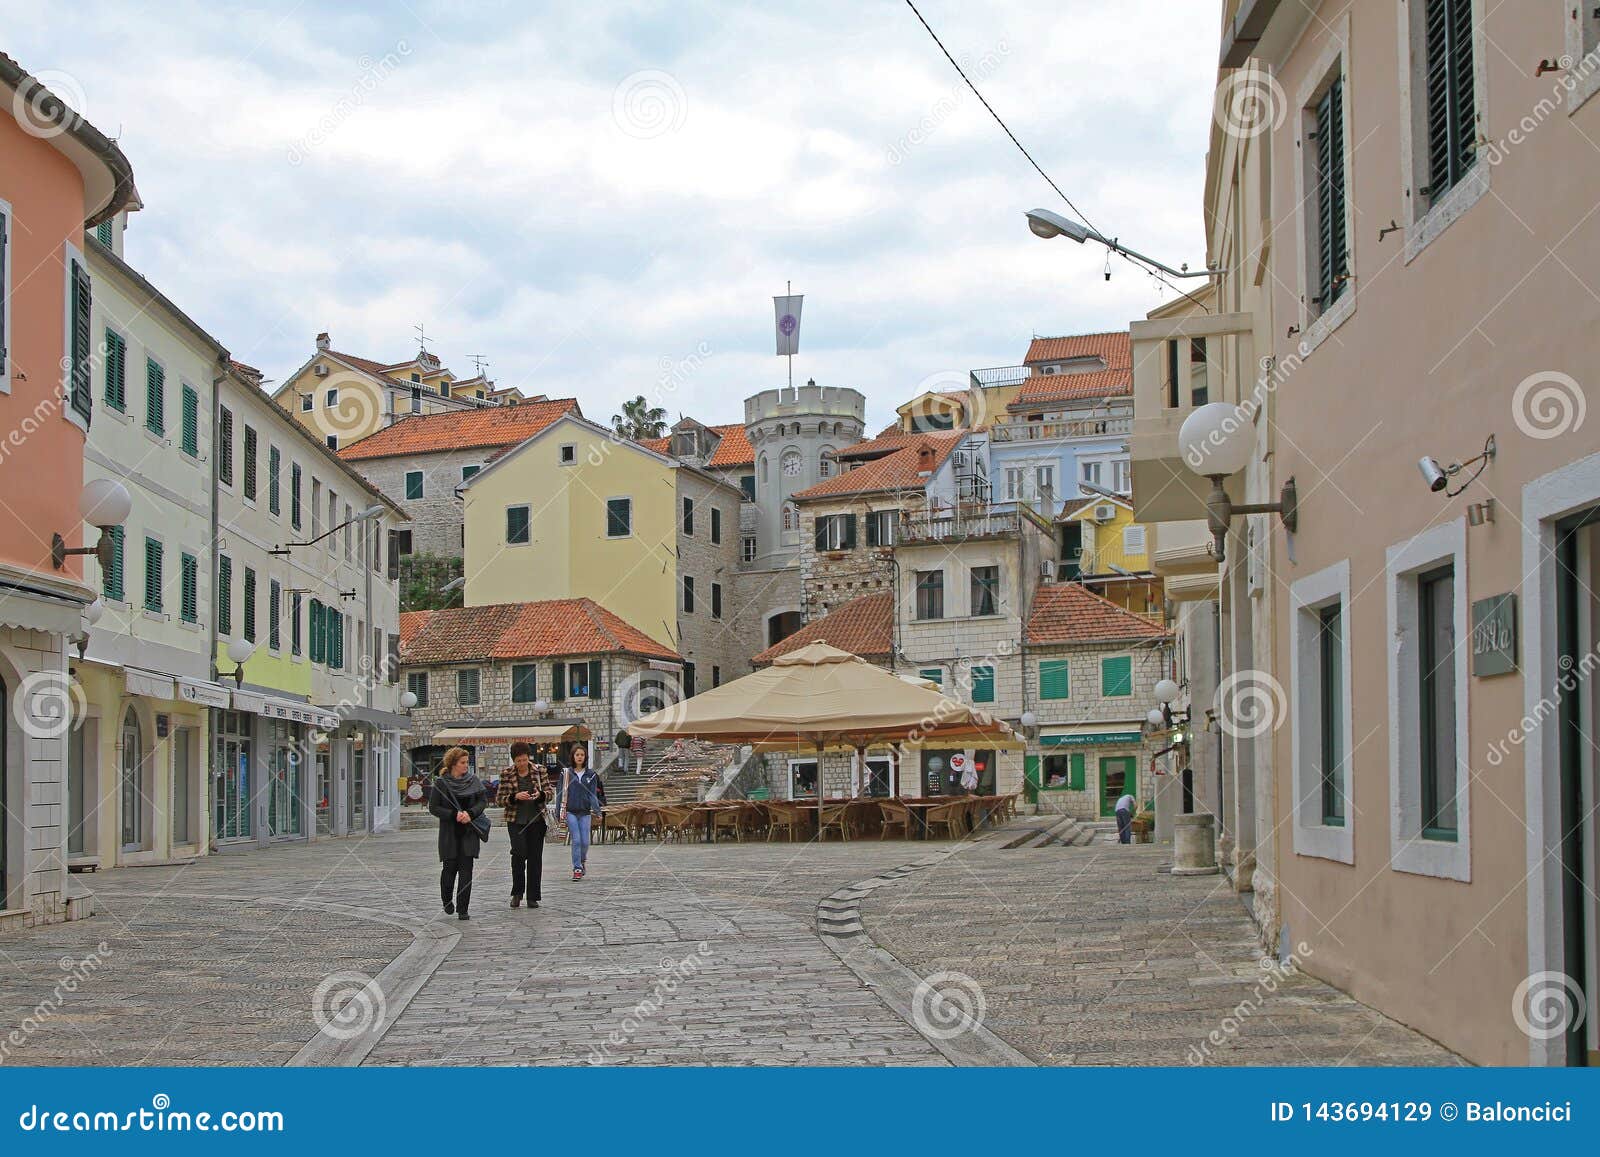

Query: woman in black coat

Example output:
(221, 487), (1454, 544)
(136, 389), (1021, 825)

(427, 747), (489, 920)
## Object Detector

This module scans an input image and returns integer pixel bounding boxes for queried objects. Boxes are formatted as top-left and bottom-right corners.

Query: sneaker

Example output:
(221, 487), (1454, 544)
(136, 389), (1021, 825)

(572, 868), (583, 881)
(443, 902), (455, 915)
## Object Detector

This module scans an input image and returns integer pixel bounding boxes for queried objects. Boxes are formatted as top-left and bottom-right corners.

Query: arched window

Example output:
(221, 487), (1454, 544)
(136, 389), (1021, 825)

(120, 707), (144, 850)
(759, 453), (768, 484)
(782, 502), (799, 531)
(819, 447), (837, 478)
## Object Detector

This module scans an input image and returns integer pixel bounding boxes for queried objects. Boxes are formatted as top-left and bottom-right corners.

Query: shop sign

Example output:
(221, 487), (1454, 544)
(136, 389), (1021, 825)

(1470, 593), (1518, 677)
(1040, 730), (1142, 747)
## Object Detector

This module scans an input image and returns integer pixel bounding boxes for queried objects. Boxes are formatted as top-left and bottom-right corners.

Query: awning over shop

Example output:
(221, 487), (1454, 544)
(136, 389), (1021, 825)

(176, 677), (231, 708)
(230, 689), (339, 730)
(1039, 725), (1145, 747)
(123, 667), (177, 700)
(0, 576), (90, 637)
(430, 722), (592, 745)
(332, 704), (413, 730)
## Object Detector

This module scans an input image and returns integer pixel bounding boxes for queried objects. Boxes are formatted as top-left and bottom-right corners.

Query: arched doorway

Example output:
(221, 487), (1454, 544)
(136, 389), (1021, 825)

(119, 708), (144, 851)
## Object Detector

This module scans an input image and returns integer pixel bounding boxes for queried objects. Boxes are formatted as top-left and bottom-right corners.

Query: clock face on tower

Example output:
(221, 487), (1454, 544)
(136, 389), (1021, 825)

(782, 453), (802, 477)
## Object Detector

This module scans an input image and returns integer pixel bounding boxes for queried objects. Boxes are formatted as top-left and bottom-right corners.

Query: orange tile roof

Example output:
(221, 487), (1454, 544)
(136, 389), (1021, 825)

(792, 432), (963, 501)
(637, 435), (672, 454)
(1009, 367), (1132, 408)
(837, 431), (926, 460)
(751, 592), (892, 665)
(1024, 331), (1131, 367)
(1025, 583), (1171, 646)
(704, 423), (754, 468)
(400, 598), (679, 665)
(337, 398), (581, 461)
(400, 610), (434, 648)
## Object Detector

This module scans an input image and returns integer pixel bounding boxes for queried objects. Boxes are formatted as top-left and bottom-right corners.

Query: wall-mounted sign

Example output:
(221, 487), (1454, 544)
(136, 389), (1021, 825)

(1040, 730), (1143, 747)
(156, 714), (170, 739)
(1471, 593), (1518, 677)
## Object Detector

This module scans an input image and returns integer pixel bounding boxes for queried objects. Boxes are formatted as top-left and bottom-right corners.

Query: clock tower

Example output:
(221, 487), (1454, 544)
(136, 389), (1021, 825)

(743, 379), (866, 569)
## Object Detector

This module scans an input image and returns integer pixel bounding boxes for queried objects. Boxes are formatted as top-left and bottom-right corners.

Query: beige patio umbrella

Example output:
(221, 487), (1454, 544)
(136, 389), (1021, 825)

(627, 641), (1021, 799)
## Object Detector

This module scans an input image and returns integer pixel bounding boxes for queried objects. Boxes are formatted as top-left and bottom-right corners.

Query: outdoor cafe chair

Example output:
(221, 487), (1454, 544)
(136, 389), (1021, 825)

(763, 802), (805, 842)
(818, 802), (852, 841)
(877, 800), (911, 839)
(923, 801), (967, 840)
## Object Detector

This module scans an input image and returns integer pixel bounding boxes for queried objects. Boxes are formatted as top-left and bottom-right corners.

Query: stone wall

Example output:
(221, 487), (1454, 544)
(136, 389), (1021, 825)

(347, 448), (488, 558)
(731, 565), (801, 664)
(672, 471), (745, 690)
(797, 494), (919, 619)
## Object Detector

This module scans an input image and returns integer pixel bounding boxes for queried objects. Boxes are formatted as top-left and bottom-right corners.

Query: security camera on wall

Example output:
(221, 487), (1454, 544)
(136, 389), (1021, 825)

(1417, 456), (1449, 493)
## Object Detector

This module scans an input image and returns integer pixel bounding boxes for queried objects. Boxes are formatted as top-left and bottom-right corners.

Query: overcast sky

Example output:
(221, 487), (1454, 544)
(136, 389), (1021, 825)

(10, 0), (1219, 431)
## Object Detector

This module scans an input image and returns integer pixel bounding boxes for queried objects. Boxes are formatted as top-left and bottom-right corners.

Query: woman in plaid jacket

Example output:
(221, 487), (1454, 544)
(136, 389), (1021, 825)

(495, 741), (554, 909)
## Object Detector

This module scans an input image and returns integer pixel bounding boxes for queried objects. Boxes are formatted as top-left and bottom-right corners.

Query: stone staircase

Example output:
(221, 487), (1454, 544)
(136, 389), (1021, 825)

(1000, 815), (1116, 849)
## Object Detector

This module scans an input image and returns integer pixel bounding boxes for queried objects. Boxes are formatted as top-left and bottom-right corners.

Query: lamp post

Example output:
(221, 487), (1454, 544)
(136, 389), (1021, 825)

(1025, 208), (1221, 280)
(1176, 403), (1298, 564)
(220, 638), (257, 685)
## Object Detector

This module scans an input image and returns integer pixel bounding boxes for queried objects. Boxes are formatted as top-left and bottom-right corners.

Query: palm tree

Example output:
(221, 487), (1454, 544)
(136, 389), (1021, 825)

(612, 396), (668, 441)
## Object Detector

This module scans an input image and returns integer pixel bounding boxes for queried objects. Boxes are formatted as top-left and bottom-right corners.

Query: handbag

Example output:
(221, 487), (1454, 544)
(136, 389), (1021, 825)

(471, 811), (492, 841)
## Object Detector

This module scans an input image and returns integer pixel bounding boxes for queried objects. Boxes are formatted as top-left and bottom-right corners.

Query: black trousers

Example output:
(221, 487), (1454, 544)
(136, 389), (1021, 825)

(509, 820), (546, 901)
(441, 857), (475, 913)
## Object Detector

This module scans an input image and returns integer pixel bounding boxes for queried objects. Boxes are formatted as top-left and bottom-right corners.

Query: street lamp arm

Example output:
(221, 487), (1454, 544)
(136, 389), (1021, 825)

(1089, 230), (1221, 280)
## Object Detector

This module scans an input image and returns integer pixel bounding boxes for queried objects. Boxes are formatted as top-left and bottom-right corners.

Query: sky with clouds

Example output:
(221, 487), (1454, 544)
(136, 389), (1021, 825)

(10, 0), (1220, 431)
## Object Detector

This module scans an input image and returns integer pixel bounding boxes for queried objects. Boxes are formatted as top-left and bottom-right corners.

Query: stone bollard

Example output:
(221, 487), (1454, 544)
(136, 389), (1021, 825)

(1171, 813), (1219, 876)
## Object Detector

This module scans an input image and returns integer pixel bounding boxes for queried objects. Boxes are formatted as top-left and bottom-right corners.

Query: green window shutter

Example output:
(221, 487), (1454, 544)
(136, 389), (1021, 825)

(291, 594), (303, 655)
(268, 446), (281, 514)
(588, 659), (603, 700)
(218, 407), (233, 485)
(1314, 78), (1347, 309)
(242, 426), (257, 500)
(103, 329), (125, 410)
(145, 358), (164, 435)
(143, 538), (163, 612)
(1068, 753), (1086, 791)
(309, 598), (324, 663)
(269, 580), (281, 650)
(1424, 0), (1476, 202)
(180, 382), (198, 455)
(180, 553), (198, 623)
(1039, 659), (1070, 700)
(103, 525), (124, 601)
(1101, 655), (1133, 698)
(551, 661), (566, 701)
(971, 665), (995, 703)
(405, 471), (423, 501)
(69, 258), (92, 423)
(290, 464), (302, 529)
(511, 665), (538, 703)
(330, 609), (343, 670)
(217, 555), (232, 634)
(919, 667), (942, 687)
(841, 513), (857, 549)
(243, 568), (256, 642)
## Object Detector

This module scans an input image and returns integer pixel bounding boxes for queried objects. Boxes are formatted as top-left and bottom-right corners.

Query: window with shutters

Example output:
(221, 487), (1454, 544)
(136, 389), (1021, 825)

(710, 507), (722, 544)
(682, 575), (695, 614)
(970, 566), (999, 617)
(1309, 75), (1348, 315)
(461, 464), (480, 482)
(242, 567), (257, 643)
(814, 513), (855, 552)
(290, 463), (302, 529)
(606, 497), (632, 538)
(405, 471), (424, 501)
(1100, 655), (1133, 698)
(102, 329), (126, 410)
(269, 580), (281, 651)
(103, 526), (125, 601)
(1399, 0), (1484, 256)
(407, 671), (429, 708)
(915, 570), (944, 620)
(180, 383), (198, 456)
(309, 598), (324, 663)
(292, 594), (303, 656)
(267, 446), (281, 514)
(970, 665), (995, 704)
(386, 633), (399, 683)
(145, 357), (165, 435)
(457, 668), (480, 707)
(711, 582), (723, 620)
(506, 504), (530, 545)
(567, 661), (590, 698)
(741, 536), (756, 563)
(217, 555), (232, 635)
(1039, 659), (1070, 700)
(143, 537), (163, 613)
(242, 425), (257, 500)
(866, 509), (896, 547)
(919, 667), (943, 687)
(218, 407), (234, 486)
(681, 497), (694, 536)
(67, 252), (92, 424)
(180, 552), (198, 624)
(511, 664), (539, 703)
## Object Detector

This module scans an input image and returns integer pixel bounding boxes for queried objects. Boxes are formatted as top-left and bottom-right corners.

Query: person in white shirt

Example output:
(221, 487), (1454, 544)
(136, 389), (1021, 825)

(1115, 791), (1137, 844)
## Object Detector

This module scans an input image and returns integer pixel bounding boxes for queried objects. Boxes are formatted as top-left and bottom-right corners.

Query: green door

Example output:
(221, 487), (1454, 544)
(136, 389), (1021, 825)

(1098, 756), (1137, 817)
(1023, 755), (1041, 805)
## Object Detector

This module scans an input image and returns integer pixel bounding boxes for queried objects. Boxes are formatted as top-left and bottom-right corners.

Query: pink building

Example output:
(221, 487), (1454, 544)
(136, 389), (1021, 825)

(0, 54), (138, 928)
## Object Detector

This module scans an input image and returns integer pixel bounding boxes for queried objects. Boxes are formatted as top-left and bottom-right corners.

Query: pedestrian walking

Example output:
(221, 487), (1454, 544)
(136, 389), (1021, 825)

(1115, 789), (1137, 845)
(428, 748), (489, 920)
(496, 740), (553, 909)
(556, 745), (605, 881)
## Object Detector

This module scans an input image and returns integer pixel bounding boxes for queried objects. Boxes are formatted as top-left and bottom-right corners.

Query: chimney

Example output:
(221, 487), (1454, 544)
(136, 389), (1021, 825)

(315, 332), (331, 351)
(916, 443), (935, 476)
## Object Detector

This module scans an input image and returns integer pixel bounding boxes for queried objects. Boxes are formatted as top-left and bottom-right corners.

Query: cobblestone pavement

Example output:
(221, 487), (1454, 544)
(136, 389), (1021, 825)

(0, 822), (1460, 1066)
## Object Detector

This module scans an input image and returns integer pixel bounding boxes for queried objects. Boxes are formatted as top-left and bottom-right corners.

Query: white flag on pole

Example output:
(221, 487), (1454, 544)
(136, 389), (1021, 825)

(774, 295), (803, 356)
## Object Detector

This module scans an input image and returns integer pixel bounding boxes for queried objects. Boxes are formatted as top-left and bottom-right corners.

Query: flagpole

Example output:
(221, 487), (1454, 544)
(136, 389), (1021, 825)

(786, 279), (793, 392)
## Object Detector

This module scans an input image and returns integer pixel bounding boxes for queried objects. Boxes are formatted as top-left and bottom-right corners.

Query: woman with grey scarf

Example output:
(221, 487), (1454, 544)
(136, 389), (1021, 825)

(427, 747), (489, 920)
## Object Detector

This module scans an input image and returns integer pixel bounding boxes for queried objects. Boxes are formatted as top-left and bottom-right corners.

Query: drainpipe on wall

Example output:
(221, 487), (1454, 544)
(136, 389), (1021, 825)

(207, 359), (226, 854)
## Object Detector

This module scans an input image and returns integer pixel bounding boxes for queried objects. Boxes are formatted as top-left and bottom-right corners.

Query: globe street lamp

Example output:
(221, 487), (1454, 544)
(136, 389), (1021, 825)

(221, 638), (257, 685)
(54, 478), (133, 572)
(1176, 402), (1298, 564)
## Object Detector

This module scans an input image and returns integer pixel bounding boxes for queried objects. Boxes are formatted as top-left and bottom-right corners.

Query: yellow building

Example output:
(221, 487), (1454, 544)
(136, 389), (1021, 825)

(460, 413), (744, 690)
(1058, 495), (1163, 622)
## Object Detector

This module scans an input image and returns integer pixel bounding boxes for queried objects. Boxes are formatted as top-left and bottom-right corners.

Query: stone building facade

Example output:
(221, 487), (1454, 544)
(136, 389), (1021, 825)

(744, 382), (865, 569)
(672, 467), (746, 692)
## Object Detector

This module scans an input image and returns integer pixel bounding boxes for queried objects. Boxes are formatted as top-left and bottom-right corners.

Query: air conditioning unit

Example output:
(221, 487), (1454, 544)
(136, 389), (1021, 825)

(314, 364), (329, 377)
(1093, 503), (1117, 522)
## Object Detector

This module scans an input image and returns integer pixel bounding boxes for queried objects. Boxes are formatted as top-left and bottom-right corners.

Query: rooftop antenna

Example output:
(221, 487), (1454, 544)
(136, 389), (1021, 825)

(469, 354), (490, 378)
(414, 322), (431, 354)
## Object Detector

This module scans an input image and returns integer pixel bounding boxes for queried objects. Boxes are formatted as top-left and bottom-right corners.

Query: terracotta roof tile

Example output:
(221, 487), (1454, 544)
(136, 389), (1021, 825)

(836, 431), (926, 460)
(703, 423), (754, 468)
(1025, 583), (1170, 646)
(751, 592), (892, 665)
(400, 610), (434, 648)
(400, 598), (679, 665)
(1009, 367), (1132, 408)
(792, 432), (963, 501)
(637, 435), (672, 454)
(337, 398), (580, 461)
(1024, 330), (1131, 368)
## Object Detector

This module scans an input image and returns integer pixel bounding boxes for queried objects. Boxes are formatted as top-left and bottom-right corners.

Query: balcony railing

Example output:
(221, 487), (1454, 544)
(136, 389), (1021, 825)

(991, 414), (1133, 442)
(970, 364), (1034, 389)
(900, 505), (1022, 544)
